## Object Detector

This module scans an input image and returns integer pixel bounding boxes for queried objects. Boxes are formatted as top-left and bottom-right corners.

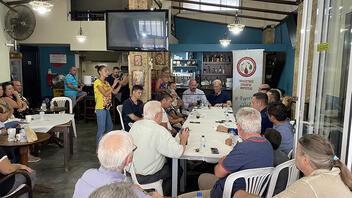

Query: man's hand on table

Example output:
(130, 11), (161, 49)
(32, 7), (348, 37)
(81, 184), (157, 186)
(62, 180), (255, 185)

(216, 125), (228, 133)
(179, 128), (190, 145)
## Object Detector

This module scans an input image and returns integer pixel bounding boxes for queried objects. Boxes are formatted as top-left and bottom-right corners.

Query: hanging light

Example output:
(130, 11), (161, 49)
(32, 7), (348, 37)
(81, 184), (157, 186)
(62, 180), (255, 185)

(29, 0), (54, 15)
(75, 22), (87, 43)
(219, 32), (231, 47)
(228, 13), (245, 35)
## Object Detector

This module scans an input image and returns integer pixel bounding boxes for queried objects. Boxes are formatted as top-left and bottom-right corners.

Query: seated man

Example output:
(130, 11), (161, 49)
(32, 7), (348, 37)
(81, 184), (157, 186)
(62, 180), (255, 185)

(129, 101), (189, 196)
(207, 79), (231, 107)
(88, 182), (139, 198)
(122, 85), (144, 131)
(159, 92), (183, 134)
(64, 66), (87, 107)
(264, 128), (289, 196)
(180, 107), (273, 198)
(217, 92), (273, 135)
(258, 84), (270, 93)
(167, 81), (184, 111)
(182, 79), (208, 111)
(0, 147), (36, 197)
(12, 80), (29, 109)
(267, 89), (281, 104)
(73, 130), (162, 198)
(267, 102), (294, 154)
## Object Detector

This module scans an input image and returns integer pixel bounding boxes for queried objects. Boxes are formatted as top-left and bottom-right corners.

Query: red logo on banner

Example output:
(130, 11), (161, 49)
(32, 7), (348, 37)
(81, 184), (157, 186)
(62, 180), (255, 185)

(236, 57), (256, 77)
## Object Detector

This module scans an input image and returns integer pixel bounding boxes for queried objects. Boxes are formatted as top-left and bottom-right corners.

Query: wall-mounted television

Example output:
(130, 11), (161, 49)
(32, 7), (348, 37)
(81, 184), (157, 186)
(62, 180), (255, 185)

(106, 10), (168, 51)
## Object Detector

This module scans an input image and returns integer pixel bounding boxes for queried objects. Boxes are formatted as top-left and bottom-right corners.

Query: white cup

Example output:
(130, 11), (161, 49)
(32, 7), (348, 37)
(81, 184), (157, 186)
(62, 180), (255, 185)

(25, 115), (32, 123)
(7, 128), (16, 142)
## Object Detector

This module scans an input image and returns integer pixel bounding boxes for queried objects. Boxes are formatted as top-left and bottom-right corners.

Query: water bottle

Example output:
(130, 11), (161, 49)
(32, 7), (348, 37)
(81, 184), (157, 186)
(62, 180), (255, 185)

(196, 192), (203, 198)
(225, 113), (229, 127)
(39, 106), (45, 120)
(200, 135), (206, 153)
(20, 128), (27, 143)
(41, 101), (47, 111)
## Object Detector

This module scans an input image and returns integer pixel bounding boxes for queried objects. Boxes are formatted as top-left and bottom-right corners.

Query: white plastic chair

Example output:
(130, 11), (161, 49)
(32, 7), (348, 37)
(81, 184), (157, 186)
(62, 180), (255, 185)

(124, 163), (163, 196)
(51, 97), (77, 138)
(287, 149), (293, 159)
(116, 105), (125, 130)
(266, 159), (299, 198)
(222, 167), (274, 198)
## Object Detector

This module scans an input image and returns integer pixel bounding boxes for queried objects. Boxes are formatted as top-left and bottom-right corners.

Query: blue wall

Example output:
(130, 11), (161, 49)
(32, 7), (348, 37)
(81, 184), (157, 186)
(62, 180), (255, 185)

(39, 46), (75, 97)
(175, 18), (263, 44)
(172, 18), (295, 95)
(274, 23), (295, 96)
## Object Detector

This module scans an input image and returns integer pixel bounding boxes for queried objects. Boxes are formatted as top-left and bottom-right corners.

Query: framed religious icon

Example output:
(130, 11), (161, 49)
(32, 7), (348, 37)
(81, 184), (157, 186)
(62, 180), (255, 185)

(134, 55), (142, 66)
(154, 52), (165, 65)
(132, 70), (144, 86)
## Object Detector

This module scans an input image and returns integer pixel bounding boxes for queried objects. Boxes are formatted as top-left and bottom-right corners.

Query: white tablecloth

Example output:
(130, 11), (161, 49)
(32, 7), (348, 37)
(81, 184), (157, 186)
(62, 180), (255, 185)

(28, 114), (75, 133)
(181, 107), (236, 162)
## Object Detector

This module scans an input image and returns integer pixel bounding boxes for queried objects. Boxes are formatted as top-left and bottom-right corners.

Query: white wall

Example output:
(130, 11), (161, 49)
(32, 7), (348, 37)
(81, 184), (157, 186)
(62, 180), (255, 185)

(0, 4), (11, 83)
(20, 0), (106, 51)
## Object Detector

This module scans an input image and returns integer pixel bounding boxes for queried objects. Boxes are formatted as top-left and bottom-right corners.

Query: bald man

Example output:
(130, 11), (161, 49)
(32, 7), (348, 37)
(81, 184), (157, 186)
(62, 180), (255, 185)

(258, 84), (270, 93)
(64, 66), (87, 107)
(182, 79), (208, 111)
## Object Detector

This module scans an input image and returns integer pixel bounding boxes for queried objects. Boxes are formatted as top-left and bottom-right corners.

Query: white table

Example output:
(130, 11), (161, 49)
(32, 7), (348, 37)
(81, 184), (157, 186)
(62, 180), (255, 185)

(28, 114), (75, 133)
(172, 107), (237, 196)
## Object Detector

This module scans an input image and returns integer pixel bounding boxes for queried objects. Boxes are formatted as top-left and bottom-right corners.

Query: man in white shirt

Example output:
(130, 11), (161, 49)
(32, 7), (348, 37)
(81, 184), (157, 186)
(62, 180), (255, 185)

(182, 79), (208, 111)
(129, 101), (189, 196)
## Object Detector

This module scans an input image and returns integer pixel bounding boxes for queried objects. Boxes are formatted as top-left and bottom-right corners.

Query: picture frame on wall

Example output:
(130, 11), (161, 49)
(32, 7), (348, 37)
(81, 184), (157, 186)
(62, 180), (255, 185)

(132, 70), (144, 86)
(154, 52), (165, 65)
(134, 55), (142, 66)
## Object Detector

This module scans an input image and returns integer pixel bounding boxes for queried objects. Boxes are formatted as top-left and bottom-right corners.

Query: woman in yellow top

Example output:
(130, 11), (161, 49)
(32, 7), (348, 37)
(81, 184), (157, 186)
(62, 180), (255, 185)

(94, 65), (121, 145)
(234, 134), (352, 198)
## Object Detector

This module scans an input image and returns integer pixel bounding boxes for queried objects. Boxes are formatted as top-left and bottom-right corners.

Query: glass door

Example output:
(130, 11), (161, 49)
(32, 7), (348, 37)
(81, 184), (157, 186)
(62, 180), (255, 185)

(298, 0), (352, 165)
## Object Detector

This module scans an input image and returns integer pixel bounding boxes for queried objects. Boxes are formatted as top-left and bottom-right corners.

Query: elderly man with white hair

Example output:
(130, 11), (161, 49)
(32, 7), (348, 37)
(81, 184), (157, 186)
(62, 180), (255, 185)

(178, 107), (273, 198)
(182, 79), (208, 111)
(129, 101), (190, 196)
(207, 79), (231, 107)
(73, 130), (162, 198)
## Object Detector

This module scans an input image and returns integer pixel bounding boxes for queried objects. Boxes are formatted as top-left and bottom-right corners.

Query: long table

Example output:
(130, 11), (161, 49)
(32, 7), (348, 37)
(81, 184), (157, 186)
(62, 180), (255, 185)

(172, 107), (237, 196)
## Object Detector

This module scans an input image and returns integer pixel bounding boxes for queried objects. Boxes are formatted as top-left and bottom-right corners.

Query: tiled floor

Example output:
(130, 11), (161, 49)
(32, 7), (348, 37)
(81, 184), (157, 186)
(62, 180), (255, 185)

(31, 121), (104, 198)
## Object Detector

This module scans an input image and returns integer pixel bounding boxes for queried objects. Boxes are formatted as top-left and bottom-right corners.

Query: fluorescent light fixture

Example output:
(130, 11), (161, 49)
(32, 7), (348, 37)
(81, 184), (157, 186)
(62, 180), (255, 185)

(29, 0), (53, 15)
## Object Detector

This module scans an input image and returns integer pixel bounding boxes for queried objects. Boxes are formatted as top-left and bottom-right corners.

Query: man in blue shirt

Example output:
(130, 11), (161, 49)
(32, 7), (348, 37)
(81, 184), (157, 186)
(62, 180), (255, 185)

(267, 102), (294, 154)
(251, 92), (273, 135)
(64, 66), (87, 107)
(122, 85), (144, 131)
(207, 79), (231, 107)
(184, 107), (273, 198)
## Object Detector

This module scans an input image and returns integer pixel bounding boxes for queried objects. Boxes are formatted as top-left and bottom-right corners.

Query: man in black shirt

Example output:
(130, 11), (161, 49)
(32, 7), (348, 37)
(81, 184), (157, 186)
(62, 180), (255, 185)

(122, 85), (144, 131)
(0, 147), (36, 197)
(106, 67), (128, 102)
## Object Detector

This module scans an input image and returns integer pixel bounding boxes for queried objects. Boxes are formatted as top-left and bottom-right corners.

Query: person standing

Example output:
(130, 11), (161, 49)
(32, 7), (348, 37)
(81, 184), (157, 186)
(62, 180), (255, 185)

(94, 65), (120, 145)
(105, 67), (128, 101)
(64, 66), (87, 107)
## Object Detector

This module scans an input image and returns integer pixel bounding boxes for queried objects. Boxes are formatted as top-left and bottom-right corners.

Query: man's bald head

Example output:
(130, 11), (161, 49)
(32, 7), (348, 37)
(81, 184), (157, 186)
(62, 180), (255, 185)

(189, 79), (197, 92)
(259, 84), (270, 93)
(70, 66), (77, 75)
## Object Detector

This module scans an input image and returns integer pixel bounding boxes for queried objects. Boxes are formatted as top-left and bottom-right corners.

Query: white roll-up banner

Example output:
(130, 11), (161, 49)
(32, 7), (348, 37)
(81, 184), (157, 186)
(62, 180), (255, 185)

(232, 49), (264, 113)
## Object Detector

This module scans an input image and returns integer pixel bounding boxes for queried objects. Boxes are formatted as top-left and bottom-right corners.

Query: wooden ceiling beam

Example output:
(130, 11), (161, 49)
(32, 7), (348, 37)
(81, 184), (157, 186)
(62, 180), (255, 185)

(245, 0), (299, 6)
(172, 6), (283, 22)
(169, 0), (292, 15)
(174, 15), (265, 29)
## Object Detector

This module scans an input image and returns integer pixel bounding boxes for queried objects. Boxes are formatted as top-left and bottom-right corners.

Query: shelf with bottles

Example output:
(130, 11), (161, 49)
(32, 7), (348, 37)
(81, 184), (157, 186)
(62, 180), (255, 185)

(203, 52), (232, 63)
(172, 59), (198, 67)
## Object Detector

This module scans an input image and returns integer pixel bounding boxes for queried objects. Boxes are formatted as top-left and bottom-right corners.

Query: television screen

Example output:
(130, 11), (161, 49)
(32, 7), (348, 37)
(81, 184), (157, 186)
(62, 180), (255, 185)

(106, 10), (168, 51)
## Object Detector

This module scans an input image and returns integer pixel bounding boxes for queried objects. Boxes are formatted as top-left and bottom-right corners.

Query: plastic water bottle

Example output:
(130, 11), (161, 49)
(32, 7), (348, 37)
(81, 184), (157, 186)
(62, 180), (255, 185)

(225, 113), (229, 127)
(39, 106), (45, 120)
(196, 192), (203, 198)
(200, 135), (206, 153)
(20, 128), (27, 143)
(41, 101), (47, 111)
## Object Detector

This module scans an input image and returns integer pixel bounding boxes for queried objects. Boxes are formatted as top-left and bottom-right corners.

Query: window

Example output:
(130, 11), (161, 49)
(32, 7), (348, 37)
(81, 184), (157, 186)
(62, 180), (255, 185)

(182, 0), (240, 11)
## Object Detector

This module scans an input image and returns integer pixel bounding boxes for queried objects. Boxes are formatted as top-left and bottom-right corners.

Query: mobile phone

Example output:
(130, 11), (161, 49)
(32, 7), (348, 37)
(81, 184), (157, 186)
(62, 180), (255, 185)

(143, 188), (156, 193)
(180, 127), (189, 134)
(195, 148), (200, 152)
(211, 147), (219, 154)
